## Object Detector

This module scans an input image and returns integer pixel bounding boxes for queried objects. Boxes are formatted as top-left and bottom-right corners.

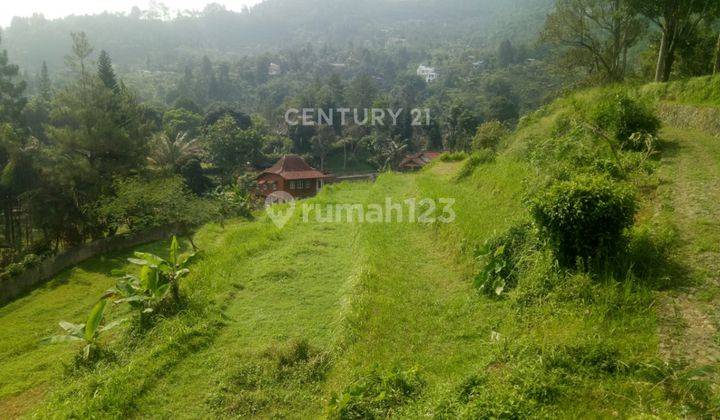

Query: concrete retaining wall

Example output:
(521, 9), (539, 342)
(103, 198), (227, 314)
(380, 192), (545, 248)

(0, 225), (188, 306)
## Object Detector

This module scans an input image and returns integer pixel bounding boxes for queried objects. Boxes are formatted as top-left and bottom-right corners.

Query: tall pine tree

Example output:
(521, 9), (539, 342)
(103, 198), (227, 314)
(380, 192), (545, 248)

(0, 36), (27, 129)
(42, 36), (151, 242)
(38, 61), (52, 101)
(65, 32), (93, 79)
(97, 50), (118, 92)
(0, 33), (35, 247)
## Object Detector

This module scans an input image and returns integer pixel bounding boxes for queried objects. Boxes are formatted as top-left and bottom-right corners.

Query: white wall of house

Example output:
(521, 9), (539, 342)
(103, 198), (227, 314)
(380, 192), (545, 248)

(416, 65), (438, 83)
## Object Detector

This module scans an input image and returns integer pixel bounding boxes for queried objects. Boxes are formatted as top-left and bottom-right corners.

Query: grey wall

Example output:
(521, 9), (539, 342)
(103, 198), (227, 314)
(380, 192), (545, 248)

(0, 225), (188, 306)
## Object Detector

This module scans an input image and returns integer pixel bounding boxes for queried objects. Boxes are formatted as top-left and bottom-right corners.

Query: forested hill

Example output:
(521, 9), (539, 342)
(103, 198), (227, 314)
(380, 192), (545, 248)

(2, 0), (553, 73)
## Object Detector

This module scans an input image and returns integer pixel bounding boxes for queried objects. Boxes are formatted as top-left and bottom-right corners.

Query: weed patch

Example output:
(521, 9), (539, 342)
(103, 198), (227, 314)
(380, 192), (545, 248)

(474, 223), (535, 297)
(206, 339), (331, 416)
(327, 366), (425, 419)
(440, 151), (468, 162)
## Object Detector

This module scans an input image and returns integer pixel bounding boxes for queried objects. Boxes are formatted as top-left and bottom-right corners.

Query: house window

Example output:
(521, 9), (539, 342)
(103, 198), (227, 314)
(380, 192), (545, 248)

(289, 181), (296, 190)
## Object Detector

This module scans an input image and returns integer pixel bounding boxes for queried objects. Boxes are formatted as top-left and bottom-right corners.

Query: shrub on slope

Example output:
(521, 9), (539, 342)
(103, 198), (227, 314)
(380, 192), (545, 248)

(529, 174), (636, 267)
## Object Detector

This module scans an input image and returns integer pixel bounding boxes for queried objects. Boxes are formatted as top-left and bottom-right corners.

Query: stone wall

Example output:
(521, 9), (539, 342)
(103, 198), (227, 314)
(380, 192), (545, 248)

(0, 225), (188, 306)
(657, 102), (720, 136)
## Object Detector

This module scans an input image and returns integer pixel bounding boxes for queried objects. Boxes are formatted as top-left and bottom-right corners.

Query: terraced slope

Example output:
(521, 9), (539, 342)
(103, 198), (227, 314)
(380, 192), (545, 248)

(2, 78), (720, 417)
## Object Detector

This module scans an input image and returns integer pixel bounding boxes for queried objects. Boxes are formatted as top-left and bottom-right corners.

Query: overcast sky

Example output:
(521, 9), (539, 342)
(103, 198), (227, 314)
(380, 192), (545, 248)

(1, 0), (264, 27)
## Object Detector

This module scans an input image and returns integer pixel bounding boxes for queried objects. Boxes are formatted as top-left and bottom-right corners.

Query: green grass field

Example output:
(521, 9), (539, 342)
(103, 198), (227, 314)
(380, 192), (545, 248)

(1, 78), (719, 417)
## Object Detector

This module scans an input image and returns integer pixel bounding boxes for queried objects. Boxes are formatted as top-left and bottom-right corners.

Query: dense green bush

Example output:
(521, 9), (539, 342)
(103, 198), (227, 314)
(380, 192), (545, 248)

(96, 176), (218, 232)
(472, 121), (509, 151)
(0, 253), (42, 281)
(529, 175), (636, 266)
(327, 366), (424, 418)
(588, 94), (660, 151)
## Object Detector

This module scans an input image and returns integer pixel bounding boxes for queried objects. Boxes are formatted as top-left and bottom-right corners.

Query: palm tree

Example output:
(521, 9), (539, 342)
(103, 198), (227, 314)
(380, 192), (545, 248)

(147, 132), (203, 172)
(372, 136), (407, 171)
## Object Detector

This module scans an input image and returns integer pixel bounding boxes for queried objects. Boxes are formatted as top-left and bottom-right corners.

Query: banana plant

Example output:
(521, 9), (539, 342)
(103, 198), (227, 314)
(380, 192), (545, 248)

(107, 265), (169, 314)
(42, 299), (124, 360)
(122, 236), (194, 305)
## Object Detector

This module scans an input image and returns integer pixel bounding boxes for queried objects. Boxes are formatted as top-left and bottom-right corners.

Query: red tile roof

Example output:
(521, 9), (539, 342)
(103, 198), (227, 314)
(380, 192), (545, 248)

(399, 151), (441, 168)
(259, 155), (331, 180)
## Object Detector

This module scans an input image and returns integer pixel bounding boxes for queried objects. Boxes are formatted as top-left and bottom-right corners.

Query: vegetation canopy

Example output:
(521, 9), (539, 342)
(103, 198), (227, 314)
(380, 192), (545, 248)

(0, 0), (719, 417)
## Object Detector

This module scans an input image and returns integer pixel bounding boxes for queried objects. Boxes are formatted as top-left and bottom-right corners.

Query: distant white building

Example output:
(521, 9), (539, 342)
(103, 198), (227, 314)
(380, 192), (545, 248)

(268, 62), (281, 76)
(417, 65), (438, 83)
(386, 37), (407, 48)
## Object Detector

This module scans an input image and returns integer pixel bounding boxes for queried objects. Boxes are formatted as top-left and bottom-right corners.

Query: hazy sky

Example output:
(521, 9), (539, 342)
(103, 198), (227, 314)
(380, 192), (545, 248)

(1, 0), (263, 27)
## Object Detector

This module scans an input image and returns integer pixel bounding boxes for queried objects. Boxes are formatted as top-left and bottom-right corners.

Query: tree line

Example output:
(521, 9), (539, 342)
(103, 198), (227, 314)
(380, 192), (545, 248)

(0, 33), (274, 268)
(542, 0), (720, 83)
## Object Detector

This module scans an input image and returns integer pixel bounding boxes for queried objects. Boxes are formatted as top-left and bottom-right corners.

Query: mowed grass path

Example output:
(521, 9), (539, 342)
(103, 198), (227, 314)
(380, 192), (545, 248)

(327, 161), (529, 415)
(129, 184), (372, 418)
(655, 126), (720, 364)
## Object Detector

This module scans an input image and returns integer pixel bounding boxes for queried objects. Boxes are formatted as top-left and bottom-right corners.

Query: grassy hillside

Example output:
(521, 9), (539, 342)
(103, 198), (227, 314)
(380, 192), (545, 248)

(2, 76), (720, 417)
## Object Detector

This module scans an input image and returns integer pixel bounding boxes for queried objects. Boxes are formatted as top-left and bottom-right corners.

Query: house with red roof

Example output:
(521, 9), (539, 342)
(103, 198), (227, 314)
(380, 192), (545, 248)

(256, 155), (333, 198)
(398, 151), (441, 171)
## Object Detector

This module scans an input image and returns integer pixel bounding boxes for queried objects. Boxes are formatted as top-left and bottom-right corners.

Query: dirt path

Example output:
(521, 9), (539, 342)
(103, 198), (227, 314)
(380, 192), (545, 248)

(656, 126), (720, 366)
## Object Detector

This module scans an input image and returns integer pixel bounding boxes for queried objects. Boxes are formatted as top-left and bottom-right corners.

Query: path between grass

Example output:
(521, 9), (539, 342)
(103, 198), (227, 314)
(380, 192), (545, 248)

(325, 169), (522, 415)
(656, 126), (720, 365)
(119, 184), (372, 417)
(127, 166), (528, 417)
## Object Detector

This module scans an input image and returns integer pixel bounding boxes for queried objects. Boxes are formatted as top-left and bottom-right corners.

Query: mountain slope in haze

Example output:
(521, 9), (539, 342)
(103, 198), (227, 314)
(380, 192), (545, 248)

(3, 0), (553, 73)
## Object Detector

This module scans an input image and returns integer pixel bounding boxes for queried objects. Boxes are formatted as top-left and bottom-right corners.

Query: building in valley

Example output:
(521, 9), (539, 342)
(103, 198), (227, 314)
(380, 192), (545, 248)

(256, 155), (332, 198)
(416, 65), (438, 83)
(398, 151), (441, 171)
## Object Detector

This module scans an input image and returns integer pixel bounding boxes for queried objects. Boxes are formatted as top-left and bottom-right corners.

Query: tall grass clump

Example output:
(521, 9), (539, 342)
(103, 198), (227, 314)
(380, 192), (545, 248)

(455, 149), (495, 180)
(206, 339), (331, 416)
(439, 151), (468, 162)
(327, 367), (425, 418)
